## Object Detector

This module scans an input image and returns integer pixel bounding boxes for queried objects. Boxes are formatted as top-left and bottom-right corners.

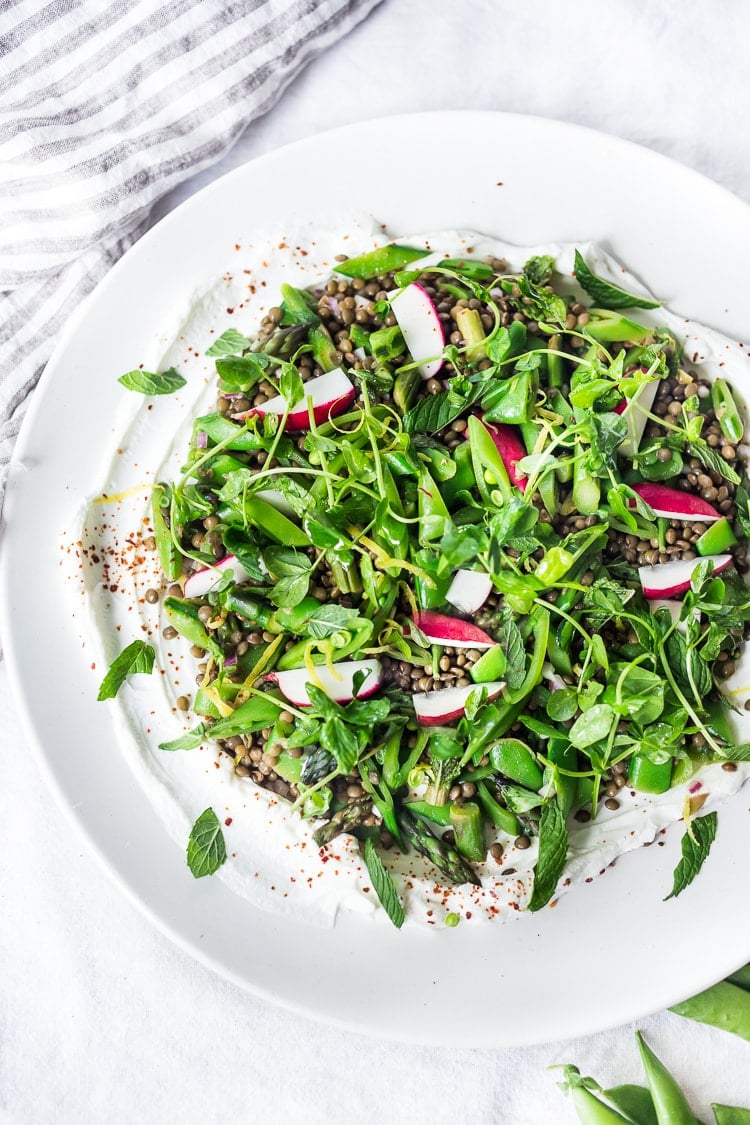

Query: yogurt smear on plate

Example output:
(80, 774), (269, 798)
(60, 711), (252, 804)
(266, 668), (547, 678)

(64, 226), (750, 928)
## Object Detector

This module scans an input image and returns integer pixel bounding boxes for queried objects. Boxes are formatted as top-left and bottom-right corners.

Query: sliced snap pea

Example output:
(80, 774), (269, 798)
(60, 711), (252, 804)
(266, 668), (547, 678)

(449, 801), (486, 863)
(164, 597), (223, 660)
(151, 483), (181, 581)
(476, 780), (520, 836)
(405, 800), (452, 827)
(711, 378), (744, 444)
(628, 754), (672, 794)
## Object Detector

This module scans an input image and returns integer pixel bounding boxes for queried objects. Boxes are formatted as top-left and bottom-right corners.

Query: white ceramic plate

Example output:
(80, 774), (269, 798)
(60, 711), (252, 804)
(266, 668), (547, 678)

(3, 111), (750, 1047)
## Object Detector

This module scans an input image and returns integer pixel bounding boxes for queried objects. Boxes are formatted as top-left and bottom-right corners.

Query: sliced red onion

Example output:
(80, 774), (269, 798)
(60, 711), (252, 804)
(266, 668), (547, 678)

(196, 431), (208, 449)
(689, 781), (703, 793)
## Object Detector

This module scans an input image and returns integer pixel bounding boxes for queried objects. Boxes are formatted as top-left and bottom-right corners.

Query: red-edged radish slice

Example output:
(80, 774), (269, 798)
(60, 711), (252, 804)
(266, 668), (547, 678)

(412, 682), (505, 725)
(617, 377), (660, 458)
(649, 599), (699, 634)
(232, 368), (355, 432)
(413, 610), (495, 650)
(482, 421), (528, 490)
(630, 483), (720, 523)
(445, 569), (493, 615)
(390, 283), (444, 380)
(638, 554), (732, 598)
(268, 660), (382, 706)
(184, 554), (257, 599)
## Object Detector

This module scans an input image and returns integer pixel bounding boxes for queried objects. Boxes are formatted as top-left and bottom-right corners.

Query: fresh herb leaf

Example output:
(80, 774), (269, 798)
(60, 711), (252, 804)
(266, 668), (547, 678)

(159, 723), (208, 751)
(363, 837), (405, 928)
(665, 811), (717, 899)
(569, 703), (616, 749)
(718, 743), (750, 762)
(403, 383), (484, 435)
(270, 571), (310, 608)
(97, 639), (155, 700)
(215, 353), (271, 391)
(546, 688), (579, 722)
(527, 799), (568, 911)
(523, 255), (556, 286)
(118, 367), (186, 395)
(687, 440), (742, 485)
(305, 604), (362, 639)
(501, 616), (527, 690)
(573, 250), (660, 310)
(186, 807), (227, 878)
(205, 328), (252, 356)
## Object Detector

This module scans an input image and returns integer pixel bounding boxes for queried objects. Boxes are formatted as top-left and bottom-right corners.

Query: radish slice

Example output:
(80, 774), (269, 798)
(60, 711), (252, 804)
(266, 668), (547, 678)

(268, 660), (382, 706)
(391, 283), (444, 380)
(232, 368), (355, 432)
(617, 378), (660, 458)
(184, 554), (256, 599)
(413, 610), (495, 650)
(445, 569), (493, 615)
(482, 421), (528, 490)
(412, 682), (505, 725)
(638, 554), (732, 598)
(630, 483), (720, 523)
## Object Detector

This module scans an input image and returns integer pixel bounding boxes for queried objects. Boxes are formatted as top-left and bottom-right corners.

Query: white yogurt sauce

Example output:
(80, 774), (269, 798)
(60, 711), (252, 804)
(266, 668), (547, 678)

(63, 225), (750, 929)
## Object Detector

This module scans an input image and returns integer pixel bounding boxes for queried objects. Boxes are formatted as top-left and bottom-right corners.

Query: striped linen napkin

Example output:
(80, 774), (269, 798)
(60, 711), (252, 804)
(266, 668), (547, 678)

(0, 0), (381, 485)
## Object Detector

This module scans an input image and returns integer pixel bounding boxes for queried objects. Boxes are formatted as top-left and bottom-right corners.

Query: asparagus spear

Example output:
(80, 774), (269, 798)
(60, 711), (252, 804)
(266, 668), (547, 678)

(398, 808), (481, 887)
(313, 799), (372, 847)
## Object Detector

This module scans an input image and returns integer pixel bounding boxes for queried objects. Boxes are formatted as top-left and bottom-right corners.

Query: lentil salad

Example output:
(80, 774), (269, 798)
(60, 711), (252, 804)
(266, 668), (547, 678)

(144, 238), (750, 925)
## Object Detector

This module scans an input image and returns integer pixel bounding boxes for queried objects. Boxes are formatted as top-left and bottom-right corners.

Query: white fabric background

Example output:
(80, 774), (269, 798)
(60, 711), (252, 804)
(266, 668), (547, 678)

(4, 1), (750, 1121)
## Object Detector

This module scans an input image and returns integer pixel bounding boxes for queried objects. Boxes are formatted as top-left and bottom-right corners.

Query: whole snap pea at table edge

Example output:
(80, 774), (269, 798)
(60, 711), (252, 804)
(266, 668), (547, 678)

(151, 483), (181, 582)
(628, 754), (673, 794)
(669, 980), (750, 1043)
(449, 801), (487, 863)
(636, 1031), (701, 1125)
(712, 1105), (750, 1124)
(603, 1085), (658, 1125)
(163, 597), (223, 660)
(569, 1084), (636, 1124)
(489, 738), (544, 790)
(727, 964), (750, 991)
(711, 378), (744, 444)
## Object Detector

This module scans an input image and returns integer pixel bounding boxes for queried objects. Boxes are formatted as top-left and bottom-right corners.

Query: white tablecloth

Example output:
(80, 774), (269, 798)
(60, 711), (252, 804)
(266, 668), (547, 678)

(4, 2), (750, 1121)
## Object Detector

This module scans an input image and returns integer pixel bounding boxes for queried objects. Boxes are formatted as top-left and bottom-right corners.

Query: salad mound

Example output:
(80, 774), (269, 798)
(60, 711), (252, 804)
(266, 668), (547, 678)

(151, 241), (750, 924)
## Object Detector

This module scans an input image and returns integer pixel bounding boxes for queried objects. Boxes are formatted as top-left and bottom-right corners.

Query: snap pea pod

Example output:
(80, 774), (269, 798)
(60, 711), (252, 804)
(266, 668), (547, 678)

(193, 413), (270, 451)
(476, 780), (521, 836)
(712, 1105), (750, 1124)
(209, 692), (286, 738)
(309, 323), (338, 371)
(279, 282), (319, 325)
(417, 467), (452, 544)
(489, 738), (544, 790)
(334, 243), (426, 279)
(218, 495), (310, 547)
(449, 801), (486, 863)
(467, 414), (511, 507)
(711, 378), (744, 444)
(569, 1085), (634, 1125)
(669, 979), (750, 1043)
(393, 367), (422, 414)
(441, 441), (477, 508)
(222, 591), (321, 636)
(636, 1032), (701, 1125)
(546, 738), (578, 816)
(404, 799), (452, 827)
(628, 754), (672, 794)
(151, 483), (181, 581)
(164, 597), (223, 660)
(727, 963), (750, 990)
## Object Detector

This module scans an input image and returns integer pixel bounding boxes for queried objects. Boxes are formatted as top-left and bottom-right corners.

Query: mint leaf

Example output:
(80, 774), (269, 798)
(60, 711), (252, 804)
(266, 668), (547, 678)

(305, 604), (361, 639)
(97, 640), (155, 700)
(118, 367), (186, 395)
(215, 353), (270, 391)
(363, 837), (405, 928)
(573, 250), (660, 310)
(205, 328), (252, 356)
(501, 616), (527, 690)
(665, 811), (718, 900)
(528, 799), (568, 912)
(270, 571), (310, 608)
(719, 744), (750, 762)
(159, 723), (207, 751)
(187, 807), (227, 878)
